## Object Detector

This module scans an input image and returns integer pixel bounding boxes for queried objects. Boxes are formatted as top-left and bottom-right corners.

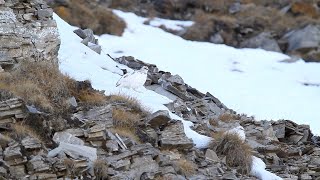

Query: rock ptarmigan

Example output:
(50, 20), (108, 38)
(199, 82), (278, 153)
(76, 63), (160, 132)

(116, 66), (149, 92)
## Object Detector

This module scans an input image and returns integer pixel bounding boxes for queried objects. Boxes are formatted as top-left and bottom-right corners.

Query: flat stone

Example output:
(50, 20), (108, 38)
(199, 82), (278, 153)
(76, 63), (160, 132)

(105, 140), (119, 152)
(48, 142), (97, 161)
(205, 149), (220, 162)
(167, 74), (185, 85)
(160, 121), (194, 150)
(53, 132), (84, 145)
(146, 110), (171, 128)
(37, 9), (53, 19)
(21, 136), (42, 150)
(27, 155), (50, 173)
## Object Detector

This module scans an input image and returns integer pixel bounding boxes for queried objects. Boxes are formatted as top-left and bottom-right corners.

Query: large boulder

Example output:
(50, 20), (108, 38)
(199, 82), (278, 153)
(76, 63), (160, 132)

(0, 0), (60, 68)
(240, 32), (282, 52)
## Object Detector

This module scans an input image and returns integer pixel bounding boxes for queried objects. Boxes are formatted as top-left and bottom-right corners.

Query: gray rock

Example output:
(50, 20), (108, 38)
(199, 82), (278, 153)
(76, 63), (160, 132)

(88, 43), (102, 54)
(300, 174), (312, 180)
(160, 121), (194, 150)
(73, 29), (87, 39)
(112, 159), (131, 170)
(0, 167), (7, 177)
(137, 126), (158, 146)
(53, 131), (84, 145)
(210, 33), (224, 44)
(0, 1), (60, 66)
(162, 82), (192, 101)
(9, 165), (26, 179)
(283, 25), (320, 52)
(27, 155), (50, 173)
(67, 96), (78, 108)
(221, 172), (238, 180)
(130, 155), (159, 178)
(146, 110), (171, 128)
(21, 136), (42, 150)
(167, 74), (185, 85)
(229, 2), (241, 14)
(105, 140), (119, 152)
(205, 149), (220, 162)
(48, 142), (97, 161)
(37, 9), (53, 19)
(240, 32), (282, 52)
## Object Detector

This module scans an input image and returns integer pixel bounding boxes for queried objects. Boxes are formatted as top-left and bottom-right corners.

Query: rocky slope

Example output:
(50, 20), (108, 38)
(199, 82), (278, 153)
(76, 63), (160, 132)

(0, 1), (320, 180)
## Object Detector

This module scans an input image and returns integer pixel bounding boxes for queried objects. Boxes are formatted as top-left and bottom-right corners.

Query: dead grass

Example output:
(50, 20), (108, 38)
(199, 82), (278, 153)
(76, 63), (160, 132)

(216, 133), (252, 174)
(7, 123), (42, 143)
(210, 131), (225, 142)
(218, 112), (240, 122)
(291, 2), (318, 18)
(110, 127), (141, 144)
(176, 157), (196, 176)
(93, 159), (108, 179)
(112, 108), (141, 129)
(182, 10), (215, 41)
(63, 158), (77, 179)
(54, 0), (126, 36)
(108, 93), (150, 115)
(0, 61), (72, 113)
(0, 61), (107, 114)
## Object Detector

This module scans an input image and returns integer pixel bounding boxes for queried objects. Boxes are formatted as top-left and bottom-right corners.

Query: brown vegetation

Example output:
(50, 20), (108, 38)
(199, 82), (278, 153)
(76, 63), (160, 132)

(108, 94), (150, 115)
(112, 108), (141, 129)
(54, 0), (126, 35)
(216, 133), (252, 174)
(176, 157), (196, 176)
(0, 61), (106, 114)
(0, 61), (71, 113)
(7, 123), (42, 143)
(291, 2), (318, 18)
(93, 159), (108, 179)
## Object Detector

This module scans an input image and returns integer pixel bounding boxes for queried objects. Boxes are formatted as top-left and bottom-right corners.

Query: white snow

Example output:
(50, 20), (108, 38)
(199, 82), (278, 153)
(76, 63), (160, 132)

(251, 156), (282, 180)
(147, 17), (193, 31)
(98, 10), (320, 135)
(53, 13), (212, 149)
(53, 9), (319, 179)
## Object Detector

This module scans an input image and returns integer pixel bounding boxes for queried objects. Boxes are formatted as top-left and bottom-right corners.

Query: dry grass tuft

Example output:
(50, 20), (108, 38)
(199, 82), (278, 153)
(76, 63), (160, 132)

(112, 109), (141, 129)
(182, 11), (214, 41)
(93, 159), (108, 179)
(291, 2), (318, 18)
(108, 94), (150, 115)
(176, 157), (196, 176)
(8, 123), (42, 143)
(95, 8), (126, 36)
(54, 0), (126, 36)
(0, 61), (106, 114)
(218, 112), (240, 122)
(63, 158), (76, 179)
(216, 133), (252, 174)
(110, 127), (141, 144)
(0, 61), (72, 113)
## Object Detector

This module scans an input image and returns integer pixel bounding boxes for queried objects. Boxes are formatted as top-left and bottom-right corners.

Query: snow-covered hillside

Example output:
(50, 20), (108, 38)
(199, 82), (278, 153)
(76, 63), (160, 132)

(97, 10), (320, 135)
(53, 9), (319, 179)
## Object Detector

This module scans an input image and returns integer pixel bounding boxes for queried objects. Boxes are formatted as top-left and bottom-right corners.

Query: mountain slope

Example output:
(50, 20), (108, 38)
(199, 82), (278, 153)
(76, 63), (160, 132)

(98, 10), (320, 135)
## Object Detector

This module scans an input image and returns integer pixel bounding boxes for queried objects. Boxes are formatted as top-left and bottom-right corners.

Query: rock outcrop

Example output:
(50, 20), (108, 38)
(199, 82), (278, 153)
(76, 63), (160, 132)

(0, 0), (60, 69)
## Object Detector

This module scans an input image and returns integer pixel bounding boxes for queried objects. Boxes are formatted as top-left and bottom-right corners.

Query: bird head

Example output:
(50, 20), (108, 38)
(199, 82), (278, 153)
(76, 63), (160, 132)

(140, 66), (149, 73)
